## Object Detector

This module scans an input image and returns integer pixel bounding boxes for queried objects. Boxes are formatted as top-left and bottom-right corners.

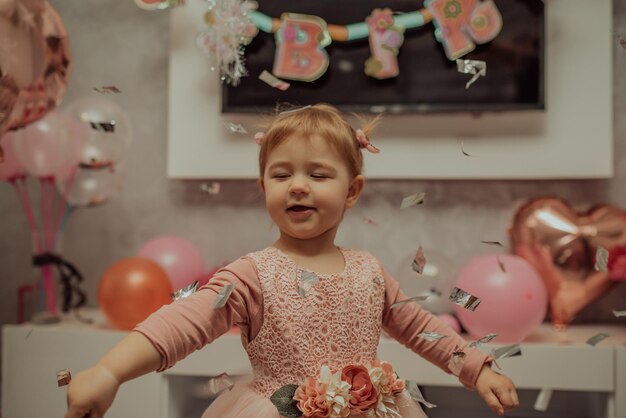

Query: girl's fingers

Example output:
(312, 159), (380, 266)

(481, 389), (504, 416)
(510, 387), (520, 407)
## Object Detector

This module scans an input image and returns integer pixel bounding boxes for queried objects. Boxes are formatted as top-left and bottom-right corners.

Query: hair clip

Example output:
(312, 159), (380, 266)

(254, 132), (266, 146)
(355, 129), (380, 154)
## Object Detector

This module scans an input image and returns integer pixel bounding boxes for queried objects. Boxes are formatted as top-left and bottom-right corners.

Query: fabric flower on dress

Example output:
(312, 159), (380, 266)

(341, 364), (379, 413)
(293, 376), (331, 417)
(607, 245), (626, 282)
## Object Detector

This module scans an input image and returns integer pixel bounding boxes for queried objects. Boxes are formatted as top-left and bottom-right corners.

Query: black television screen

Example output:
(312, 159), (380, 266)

(222, 0), (544, 114)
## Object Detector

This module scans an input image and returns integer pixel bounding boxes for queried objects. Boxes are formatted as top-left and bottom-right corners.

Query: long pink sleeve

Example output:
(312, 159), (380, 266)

(380, 264), (490, 389)
(134, 257), (264, 372)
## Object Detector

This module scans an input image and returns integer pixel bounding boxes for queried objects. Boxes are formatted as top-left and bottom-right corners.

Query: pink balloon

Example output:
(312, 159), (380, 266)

(136, 236), (206, 291)
(0, 131), (25, 180)
(454, 253), (548, 343)
(437, 313), (461, 334)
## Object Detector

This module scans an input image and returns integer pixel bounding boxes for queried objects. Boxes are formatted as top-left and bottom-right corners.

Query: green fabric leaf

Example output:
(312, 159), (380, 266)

(270, 384), (301, 418)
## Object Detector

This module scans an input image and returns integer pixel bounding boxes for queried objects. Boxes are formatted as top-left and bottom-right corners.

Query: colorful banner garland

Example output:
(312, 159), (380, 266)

(194, 0), (503, 84)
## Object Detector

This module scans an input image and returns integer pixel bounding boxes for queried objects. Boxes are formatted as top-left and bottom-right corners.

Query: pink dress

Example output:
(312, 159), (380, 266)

(136, 247), (490, 417)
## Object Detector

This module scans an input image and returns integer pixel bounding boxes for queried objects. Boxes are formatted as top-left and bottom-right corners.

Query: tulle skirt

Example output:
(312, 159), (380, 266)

(202, 377), (428, 418)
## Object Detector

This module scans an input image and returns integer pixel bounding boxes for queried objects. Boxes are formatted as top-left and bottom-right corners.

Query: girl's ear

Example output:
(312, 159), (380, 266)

(258, 177), (265, 193)
(345, 175), (365, 208)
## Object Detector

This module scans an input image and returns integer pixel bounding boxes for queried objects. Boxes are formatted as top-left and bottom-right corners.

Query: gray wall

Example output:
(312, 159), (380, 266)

(1, 0), (625, 341)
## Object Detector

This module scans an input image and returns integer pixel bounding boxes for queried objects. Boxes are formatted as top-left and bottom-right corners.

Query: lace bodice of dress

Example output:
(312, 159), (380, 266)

(245, 246), (386, 397)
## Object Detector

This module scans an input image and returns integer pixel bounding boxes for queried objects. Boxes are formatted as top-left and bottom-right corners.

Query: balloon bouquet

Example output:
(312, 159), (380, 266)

(0, 0), (131, 323)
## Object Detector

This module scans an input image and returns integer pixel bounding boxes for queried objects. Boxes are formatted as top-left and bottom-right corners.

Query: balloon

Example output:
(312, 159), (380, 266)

(0, 131), (25, 180)
(454, 253), (548, 343)
(510, 197), (625, 327)
(437, 313), (461, 333)
(98, 257), (172, 330)
(198, 262), (229, 287)
(63, 97), (132, 167)
(55, 163), (124, 207)
(12, 111), (77, 177)
(137, 236), (206, 291)
(0, 0), (71, 133)
(392, 248), (457, 314)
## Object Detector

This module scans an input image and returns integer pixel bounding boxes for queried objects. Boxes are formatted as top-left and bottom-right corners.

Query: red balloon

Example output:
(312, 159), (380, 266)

(98, 257), (172, 330)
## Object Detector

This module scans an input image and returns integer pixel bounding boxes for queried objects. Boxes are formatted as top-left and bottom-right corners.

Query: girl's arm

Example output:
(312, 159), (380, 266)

(65, 332), (161, 418)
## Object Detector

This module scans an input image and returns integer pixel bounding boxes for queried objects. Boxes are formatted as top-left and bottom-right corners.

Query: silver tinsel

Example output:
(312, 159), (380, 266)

(196, 0), (258, 86)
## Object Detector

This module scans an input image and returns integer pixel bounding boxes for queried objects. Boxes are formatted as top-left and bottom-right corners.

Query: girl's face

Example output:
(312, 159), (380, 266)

(261, 134), (363, 242)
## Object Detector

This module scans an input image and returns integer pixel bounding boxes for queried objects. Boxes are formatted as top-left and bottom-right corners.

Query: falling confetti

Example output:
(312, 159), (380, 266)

(449, 287), (481, 311)
(411, 246), (426, 274)
(469, 333), (498, 347)
(418, 331), (448, 342)
(223, 122), (248, 134)
(205, 372), (235, 395)
(613, 309), (626, 317)
(213, 284), (234, 308)
(89, 121), (116, 133)
(296, 270), (319, 298)
(406, 380), (437, 409)
(481, 241), (503, 247)
(400, 192), (426, 209)
(490, 344), (522, 369)
(57, 369), (71, 387)
(594, 246), (609, 272)
(363, 216), (379, 227)
(93, 86), (121, 94)
(259, 70), (290, 91)
(172, 280), (199, 301)
(456, 59), (487, 89)
(534, 388), (553, 412)
(586, 332), (611, 346)
(460, 140), (472, 157)
(200, 182), (221, 195)
(496, 256), (506, 273)
(390, 294), (429, 309)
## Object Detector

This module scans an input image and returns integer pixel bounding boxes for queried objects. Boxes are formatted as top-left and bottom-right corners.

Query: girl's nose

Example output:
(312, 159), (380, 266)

(288, 175), (310, 195)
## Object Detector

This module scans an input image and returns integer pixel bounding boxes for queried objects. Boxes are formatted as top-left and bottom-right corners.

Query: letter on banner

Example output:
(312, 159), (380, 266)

(425, 0), (502, 61)
(273, 14), (331, 82)
(364, 8), (405, 79)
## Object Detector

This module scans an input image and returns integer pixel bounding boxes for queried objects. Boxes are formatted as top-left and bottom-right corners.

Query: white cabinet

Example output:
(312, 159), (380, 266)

(3, 314), (626, 418)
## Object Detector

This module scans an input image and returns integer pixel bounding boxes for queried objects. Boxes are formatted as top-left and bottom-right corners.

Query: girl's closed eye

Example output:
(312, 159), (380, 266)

(311, 172), (331, 179)
(271, 172), (290, 179)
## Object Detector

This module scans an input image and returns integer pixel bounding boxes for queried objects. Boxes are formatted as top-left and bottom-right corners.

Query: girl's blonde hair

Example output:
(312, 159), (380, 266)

(258, 103), (381, 178)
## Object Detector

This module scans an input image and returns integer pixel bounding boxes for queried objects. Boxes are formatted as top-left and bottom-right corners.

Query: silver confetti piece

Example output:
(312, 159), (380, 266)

(481, 240), (503, 247)
(296, 270), (319, 298)
(400, 192), (426, 209)
(205, 372), (235, 395)
(172, 280), (199, 302)
(93, 86), (121, 94)
(390, 294), (429, 309)
(200, 182), (221, 195)
(259, 70), (290, 91)
(57, 369), (71, 387)
(469, 333), (498, 347)
(586, 332), (611, 346)
(89, 121), (116, 133)
(534, 388), (553, 412)
(213, 284), (234, 308)
(223, 122), (248, 134)
(460, 139), (472, 157)
(418, 331), (448, 342)
(456, 59), (487, 89)
(594, 246), (609, 272)
(449, 287), (481, 311)
(613, 309), (626, 317)
(497, 256), (506, 273)
(491, 344), (522, 361)
(279, 105), (312, 116)
(406, 380), (437, 409)
(411, 246), (427, 274)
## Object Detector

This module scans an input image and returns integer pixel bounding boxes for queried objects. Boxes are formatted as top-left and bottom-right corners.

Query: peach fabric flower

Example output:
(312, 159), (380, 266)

(380, 361), (405, 395)
(341, 365), (379, 413)
(293, 376), (330, 418)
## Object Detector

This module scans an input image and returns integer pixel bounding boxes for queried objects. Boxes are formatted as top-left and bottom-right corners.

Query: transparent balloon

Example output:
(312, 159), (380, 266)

(392, 248), (458, 314)
(12, 111), (78, 177)
(55, 163), (125, 207)
(62, 96), (132, 167)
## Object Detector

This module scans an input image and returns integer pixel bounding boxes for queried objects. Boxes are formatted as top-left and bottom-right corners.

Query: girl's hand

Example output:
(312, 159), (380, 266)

(65, 364), (120, 418)
(475, 365), (519, 416)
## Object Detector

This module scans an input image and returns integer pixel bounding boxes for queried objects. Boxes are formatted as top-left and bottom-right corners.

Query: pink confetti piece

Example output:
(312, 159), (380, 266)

(259, 70), (290, 91)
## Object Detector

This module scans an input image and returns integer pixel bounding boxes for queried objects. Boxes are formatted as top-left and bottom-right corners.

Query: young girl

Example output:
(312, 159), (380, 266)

(65, 104), (518, 418)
